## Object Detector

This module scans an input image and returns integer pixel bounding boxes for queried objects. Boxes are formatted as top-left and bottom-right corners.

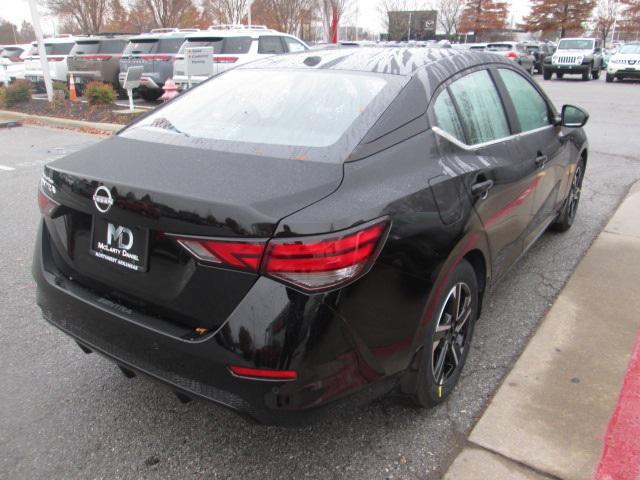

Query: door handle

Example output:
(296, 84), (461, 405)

(536, 154), (549, 167)
(471, 179), (494, 199)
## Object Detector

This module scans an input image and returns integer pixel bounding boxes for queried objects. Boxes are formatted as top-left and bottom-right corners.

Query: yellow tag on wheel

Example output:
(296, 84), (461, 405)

(438, 385), (443, 398)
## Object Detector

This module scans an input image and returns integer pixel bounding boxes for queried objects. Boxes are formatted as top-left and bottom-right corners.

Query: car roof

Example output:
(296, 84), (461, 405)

(32, 36), (79, 45)
(75, 35), (133, 42)
(184, 28), (287, 40)
(128, 32), (189, 41)
(239, 47), (510, 77)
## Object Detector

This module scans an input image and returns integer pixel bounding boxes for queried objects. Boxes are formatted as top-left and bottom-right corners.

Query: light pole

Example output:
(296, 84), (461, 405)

(247, 0), (253, 27)
(26, 0), (53, 102)
(408, 12), (412, 41)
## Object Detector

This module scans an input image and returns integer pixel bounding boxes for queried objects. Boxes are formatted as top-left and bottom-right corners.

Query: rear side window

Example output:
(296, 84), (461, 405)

(449, 70), (510, 145)
(433, 90), (464, 142)
(223, 37), (252, 54)
(258, 36), (285, 54)
(497, 69), (551, 132)
(284, 37), (307, 52)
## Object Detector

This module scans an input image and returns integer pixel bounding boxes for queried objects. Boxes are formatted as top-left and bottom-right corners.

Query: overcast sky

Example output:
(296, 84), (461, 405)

(2, 0), (531, 35)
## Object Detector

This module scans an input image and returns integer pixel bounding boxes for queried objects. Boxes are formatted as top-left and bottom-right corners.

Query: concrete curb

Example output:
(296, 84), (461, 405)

(444, 180), (640, 480)
(0, 110), (124, 134)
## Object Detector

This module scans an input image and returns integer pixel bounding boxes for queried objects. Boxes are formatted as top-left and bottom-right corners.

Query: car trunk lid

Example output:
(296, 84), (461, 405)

(41, 137), (343, 331)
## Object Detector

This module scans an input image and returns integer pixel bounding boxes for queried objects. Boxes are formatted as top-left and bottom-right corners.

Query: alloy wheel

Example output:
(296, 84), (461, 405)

(568, 164), (584, 221)
(431, 282), (473, 386)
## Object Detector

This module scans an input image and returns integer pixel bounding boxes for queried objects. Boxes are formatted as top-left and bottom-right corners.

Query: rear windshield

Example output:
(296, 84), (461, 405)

(180, 36), (252, 54)
(121, 69), (401, 162)
(558, 39), (594, 50)
(44, 43), (75, 55)
(73, 40), (127, 55)
(486, 43), (514, 51)
(526, 45), (539, 51)
(0, 47), (24, 58)
(620, 44), (640, 54)
(124, 38), (184, 55)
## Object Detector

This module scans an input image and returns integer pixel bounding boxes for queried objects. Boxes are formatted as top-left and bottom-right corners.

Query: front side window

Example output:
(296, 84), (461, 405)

(433, 90), (465, 142)
(284, 37), (307, 52)
(497, 69), (551, 132)
(449, 70), (510, 145)
(258, 36), (285, 54)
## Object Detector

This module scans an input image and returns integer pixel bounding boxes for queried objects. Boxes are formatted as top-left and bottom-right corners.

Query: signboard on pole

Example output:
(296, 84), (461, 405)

(123, 66), (144, 112)
(185, 47), (213, 88)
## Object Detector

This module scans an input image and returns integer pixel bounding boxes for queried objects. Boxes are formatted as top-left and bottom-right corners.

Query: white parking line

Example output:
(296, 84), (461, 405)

(0, 165), (16, 171)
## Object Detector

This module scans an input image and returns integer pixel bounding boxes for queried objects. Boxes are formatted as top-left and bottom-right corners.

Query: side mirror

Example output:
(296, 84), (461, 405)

(559, 105), (589, 128)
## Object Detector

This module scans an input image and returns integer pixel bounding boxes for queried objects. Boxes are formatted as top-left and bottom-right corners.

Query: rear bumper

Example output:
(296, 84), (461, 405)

(32, 221), (399, 424)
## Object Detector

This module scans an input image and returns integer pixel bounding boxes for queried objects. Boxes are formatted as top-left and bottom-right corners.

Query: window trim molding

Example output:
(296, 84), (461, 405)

(433, 124), (555, 151)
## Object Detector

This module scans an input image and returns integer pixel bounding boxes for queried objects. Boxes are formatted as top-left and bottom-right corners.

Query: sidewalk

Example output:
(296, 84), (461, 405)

(0, 110), (123, 134)
(444, 181), (640, 480)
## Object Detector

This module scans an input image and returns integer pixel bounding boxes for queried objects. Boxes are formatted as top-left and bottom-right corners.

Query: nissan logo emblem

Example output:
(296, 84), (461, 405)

(93, 186), (114, 213)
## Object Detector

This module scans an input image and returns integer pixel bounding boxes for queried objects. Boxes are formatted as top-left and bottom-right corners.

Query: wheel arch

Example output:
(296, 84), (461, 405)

(464, 249), (488, 317)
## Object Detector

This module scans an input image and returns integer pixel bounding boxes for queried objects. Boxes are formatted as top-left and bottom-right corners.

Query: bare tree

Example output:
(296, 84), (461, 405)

(257, 0), (315, 35)
(138, 0), (200, 27)
(46, 0), (110, 33)
(320, 0), (351, 42)
(436, 0), (465, 37)
(593, 0), (617, 46)
(203, 0), (250, 25)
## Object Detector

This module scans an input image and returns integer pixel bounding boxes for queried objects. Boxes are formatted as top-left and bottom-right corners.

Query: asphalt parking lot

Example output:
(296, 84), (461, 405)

(1, 76), (639, 480)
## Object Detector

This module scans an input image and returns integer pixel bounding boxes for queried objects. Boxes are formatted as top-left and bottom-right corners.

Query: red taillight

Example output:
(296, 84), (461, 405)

(82, 54), (112, 61)
(175, 238), (266, 272)
(228, 365), (297, 381)
(173, 220), (389, 292)
(213, 56), (238, 63)
(142, 55), (171, 61)
(506, 51), (519, 59)
(38, 186), (59, 217)
(263, 221), (388, 292)
(47, 56), (64, 62)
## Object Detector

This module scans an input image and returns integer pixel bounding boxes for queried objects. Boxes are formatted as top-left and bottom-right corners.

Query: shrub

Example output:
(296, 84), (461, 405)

(5, 80), (32, 106)
(0, 87), (6, 108)
(84, 81), (116, 105)
(53, 81), (69, 99)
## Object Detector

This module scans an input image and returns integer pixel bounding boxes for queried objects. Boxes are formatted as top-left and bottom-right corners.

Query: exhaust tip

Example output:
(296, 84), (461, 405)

(76, 342), (92, 354)
(118, 365), (137, 378)
(174, 391), (193, 404)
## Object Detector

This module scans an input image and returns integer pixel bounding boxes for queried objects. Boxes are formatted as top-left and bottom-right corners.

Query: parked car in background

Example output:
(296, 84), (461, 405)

(486, 42), (534, 74)
(525, 42), (552, 73)
(24, 35), (78, 88)
(67, 33), (131, 95)
(543, 38), (603, 81)
(606, 43), (640, 82)
(172, 26), (308, 90)
(119, 29), (195, 101)
(0, 44), (31, 84)
(34, 47), (589, 424)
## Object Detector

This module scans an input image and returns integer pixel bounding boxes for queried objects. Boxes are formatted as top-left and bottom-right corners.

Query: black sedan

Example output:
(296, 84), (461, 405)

(33, 48), (589, 424)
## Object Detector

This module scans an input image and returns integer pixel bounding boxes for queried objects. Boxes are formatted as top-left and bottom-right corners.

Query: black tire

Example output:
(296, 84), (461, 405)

(606, 73), (614, 83)
(543, 69), (552, 80)
(556, 72), (564, 79)
(411, 259), (479, 408)
(140, 89), (162, 102)
(552, 160), (586, 232)
(592, 68), (600, 80)
(582, 67), (591, 81)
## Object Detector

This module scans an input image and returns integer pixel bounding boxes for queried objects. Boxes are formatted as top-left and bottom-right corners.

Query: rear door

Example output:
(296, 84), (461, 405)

(432, 69), (540, 280)
(493, 67), (569, 249)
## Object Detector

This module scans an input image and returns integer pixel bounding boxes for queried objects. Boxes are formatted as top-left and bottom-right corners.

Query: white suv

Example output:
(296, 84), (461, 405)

(172, 25), (309, 90)
(606, 43), (640, 82)
(24, 35), (79, 88)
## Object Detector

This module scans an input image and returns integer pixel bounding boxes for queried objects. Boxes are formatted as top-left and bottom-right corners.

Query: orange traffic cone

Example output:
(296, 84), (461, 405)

(69, 74), (78, 102)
